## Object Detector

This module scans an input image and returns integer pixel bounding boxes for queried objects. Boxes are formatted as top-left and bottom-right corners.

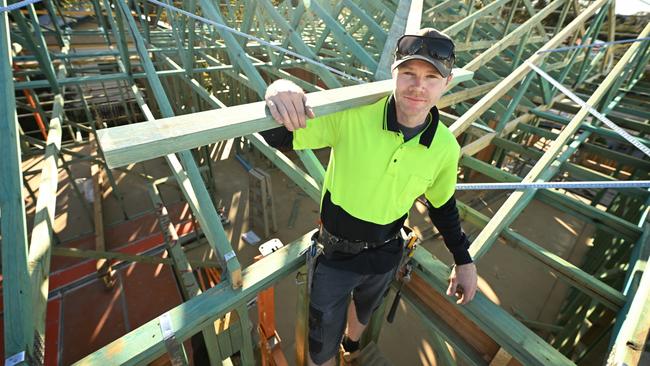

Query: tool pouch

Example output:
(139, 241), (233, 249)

(305, 230), (323, 294)
(396, 226), (418, 281)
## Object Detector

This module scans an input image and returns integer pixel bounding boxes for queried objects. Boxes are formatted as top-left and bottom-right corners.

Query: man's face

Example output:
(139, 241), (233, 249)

(393, 59), (451, 120)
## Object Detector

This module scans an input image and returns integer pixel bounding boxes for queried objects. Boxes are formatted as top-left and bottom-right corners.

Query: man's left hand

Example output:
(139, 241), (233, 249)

(446, 263), (477, 305)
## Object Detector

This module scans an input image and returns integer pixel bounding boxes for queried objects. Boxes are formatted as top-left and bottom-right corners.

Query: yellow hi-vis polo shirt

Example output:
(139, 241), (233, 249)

(293, 95), (460, 225)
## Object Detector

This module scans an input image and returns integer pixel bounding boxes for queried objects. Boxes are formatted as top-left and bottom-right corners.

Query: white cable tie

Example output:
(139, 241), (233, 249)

(224, 250), (236, 261)
(526, 61), (650, 158)
(5, 352), (26, 366)
(0, 0), (41, 13)
(146, 0), (365, 84)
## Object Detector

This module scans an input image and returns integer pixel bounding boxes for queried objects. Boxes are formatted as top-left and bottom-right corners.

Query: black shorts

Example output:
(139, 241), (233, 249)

(308, 261), (396, 364)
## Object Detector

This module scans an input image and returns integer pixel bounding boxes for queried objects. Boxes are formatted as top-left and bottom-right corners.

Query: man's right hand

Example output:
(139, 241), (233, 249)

(265, 79), (315, 131)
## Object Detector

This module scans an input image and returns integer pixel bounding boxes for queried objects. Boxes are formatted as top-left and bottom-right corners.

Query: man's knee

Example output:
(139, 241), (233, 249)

(308, 304), (344, 365)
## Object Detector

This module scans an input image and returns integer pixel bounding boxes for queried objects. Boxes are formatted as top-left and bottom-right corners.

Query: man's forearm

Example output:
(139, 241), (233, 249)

(427, 196), (472, 265)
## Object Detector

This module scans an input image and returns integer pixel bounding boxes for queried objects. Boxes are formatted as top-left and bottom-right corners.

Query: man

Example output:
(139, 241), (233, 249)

(262, 28), (477, 366)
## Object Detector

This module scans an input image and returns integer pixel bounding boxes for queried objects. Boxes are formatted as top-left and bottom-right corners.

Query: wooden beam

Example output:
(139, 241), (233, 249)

(26, 91), (64, 357)
(148, 183), (223, 364)
(99, 79), (388, 167)
(607, 220), (650, 365)
(98, 69), (473, 169)
(51, 245), (222, 268)
(374, 0), (423, 80)
(91, 134), (114, 288)
(401, 280), (494, 365)
(608, 261), (650, 365)
(1, 10), (33, 354)
(412, 248), (574, 366)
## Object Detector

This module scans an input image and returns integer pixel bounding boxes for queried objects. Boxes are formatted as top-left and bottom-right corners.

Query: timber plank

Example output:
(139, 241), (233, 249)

(98, 69), (473, 168)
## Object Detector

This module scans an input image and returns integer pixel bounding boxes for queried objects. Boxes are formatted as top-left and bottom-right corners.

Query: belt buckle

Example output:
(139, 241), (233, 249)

(332, 234), (342, 245)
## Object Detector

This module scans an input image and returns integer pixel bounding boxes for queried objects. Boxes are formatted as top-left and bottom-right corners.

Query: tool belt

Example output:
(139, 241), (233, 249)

(318, 225), (399, 257)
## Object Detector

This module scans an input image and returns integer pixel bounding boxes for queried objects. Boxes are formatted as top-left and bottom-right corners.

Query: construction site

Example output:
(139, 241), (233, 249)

(1, 0), (650, 365)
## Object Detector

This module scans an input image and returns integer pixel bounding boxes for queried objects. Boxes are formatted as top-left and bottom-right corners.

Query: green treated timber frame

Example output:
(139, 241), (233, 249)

(462, 0), (567, 72)
(2, 3), (71, 362)
(607, 217), (650, 364)
(1, 0), (33, 358)
(51, 246), (222, 268)
(114, 0), (243, 289)
(399, 287), (487, 365)
(7, 0), (650, 364)
(374, 0), (422, 80)
(468, 19), (650, 261)
(462, 152), (643, 231)
(74, 230), (578, 366)
(411, 249), (574, 366)
(25, 86), (65, 365)
(448, 0), (609, 136)
(456, 201), (625, 311)
(73, 231), (315, 365)
(147, 183), (224, 365)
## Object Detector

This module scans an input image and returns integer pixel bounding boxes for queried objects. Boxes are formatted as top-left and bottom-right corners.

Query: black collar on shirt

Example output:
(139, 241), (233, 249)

(384, 94), (439, 148)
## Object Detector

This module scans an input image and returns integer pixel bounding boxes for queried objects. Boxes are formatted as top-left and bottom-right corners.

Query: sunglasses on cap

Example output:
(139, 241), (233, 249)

(395, 35), (455, 61)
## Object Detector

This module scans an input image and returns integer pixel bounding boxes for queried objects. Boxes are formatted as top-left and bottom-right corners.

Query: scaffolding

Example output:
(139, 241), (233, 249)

(1, 0), (649, 365)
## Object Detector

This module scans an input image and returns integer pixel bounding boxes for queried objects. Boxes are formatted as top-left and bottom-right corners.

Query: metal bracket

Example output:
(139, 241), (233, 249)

(5, 352), (26, 366)
(159, 313), (188, 366)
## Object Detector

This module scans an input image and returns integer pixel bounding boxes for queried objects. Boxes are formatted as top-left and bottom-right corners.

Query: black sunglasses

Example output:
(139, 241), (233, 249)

(395, 35), (455, 61)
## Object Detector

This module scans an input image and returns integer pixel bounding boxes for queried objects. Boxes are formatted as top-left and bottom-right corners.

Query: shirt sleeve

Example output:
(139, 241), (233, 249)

(424, 140), (460, 208)
(426, 196), (472, 265)
(292, 110), (344, 150)
(259, 126), (293, 150)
